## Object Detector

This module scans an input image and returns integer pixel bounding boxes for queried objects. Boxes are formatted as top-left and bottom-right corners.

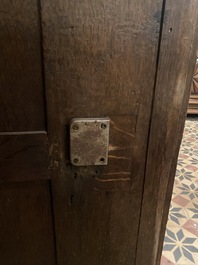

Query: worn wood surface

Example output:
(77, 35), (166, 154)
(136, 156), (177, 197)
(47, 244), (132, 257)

(136, 1), (198, 265)
(0, 132), (49, 182)
(42, 0), (163, 264)
(0, 0), (45, 131)
(0, 2), (55, 265)
(0, 180), (56, 265)
(1, 1), (197, 264)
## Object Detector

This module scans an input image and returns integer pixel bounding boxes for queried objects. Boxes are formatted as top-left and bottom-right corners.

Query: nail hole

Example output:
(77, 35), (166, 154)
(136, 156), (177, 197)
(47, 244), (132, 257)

(74, 172), (77, 179)
(169, 28), (173, 32)
(100, 157), (105, 162)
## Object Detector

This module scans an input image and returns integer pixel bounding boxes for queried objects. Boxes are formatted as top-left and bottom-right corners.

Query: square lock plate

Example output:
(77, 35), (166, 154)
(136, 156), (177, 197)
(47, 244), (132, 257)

(70, 118), (110, 166)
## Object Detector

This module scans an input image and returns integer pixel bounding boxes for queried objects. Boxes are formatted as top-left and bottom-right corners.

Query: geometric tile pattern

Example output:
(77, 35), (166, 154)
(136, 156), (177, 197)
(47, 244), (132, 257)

(161, 117), (198, 265)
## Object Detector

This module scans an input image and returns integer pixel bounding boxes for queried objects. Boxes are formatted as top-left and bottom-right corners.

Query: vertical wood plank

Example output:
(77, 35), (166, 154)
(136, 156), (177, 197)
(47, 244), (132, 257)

(0, 0), (45, 131)
(0, 132), (49, 182)
(0, 1), (56, 264)
(136, 1), (198, 265)
(0, 181), (56, 265)
(41, 0), (163, 264)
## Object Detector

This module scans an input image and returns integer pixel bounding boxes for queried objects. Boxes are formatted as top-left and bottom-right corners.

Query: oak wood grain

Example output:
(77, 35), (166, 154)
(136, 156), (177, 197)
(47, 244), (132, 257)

(42, 0), (163, 264)
(0, 180), (56, 265)
(0, 0), (45, 131)
(136, 1), (198, 265)
(0, 132), (49, 182)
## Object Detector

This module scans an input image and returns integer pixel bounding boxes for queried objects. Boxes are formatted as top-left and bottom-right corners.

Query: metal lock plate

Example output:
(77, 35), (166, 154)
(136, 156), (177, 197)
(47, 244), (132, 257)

(70, 118), (110, 166)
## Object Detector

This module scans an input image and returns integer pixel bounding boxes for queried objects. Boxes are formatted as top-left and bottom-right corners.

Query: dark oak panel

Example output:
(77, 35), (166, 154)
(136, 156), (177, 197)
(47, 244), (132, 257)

(0, 1), (196, 264)
(0, 132), (49, 182)
(0, 0), (45, 131)
(0, 180), (56, 265)
(42, 0), (163, 264)
(136, 1), (198, 265)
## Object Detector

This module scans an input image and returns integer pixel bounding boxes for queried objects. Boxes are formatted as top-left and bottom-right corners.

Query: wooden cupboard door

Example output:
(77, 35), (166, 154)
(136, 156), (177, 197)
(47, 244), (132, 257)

(0, 1), (56, 264)
(1, 1), (197, 265)
(0, 181), (56, 265)
(41, 0), (163, 264)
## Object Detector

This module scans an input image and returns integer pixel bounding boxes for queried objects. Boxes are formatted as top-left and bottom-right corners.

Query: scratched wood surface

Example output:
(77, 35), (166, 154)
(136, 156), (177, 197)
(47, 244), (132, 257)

(0, 132), (49, 183)
(136, 1), (198, 265)
(0, 0), (45, 132)
(1, 1), (196, 264)
(41, 0), (163, 264)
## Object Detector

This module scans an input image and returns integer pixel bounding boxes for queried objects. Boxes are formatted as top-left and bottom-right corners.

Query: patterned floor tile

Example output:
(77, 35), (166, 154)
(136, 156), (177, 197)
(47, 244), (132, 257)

(161, 117), (198, 265)
(185, 165), (198, 172)
(188, 157), (198, 166)
(185, 202), (198, 220)
(163, 227), (198, 264)
(180, 148), (198, 157)
(172, 195), (190, 207)
(167, 203), (189, 227)
(183, 219), (198, 237)
(175, 168), (196, 183)
(161, 255), (175, 265)
(177, 183), (198, 201)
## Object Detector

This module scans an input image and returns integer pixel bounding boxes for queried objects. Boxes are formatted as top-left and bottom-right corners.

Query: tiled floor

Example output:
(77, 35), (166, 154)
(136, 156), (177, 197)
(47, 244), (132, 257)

(161, 116), (198, 265)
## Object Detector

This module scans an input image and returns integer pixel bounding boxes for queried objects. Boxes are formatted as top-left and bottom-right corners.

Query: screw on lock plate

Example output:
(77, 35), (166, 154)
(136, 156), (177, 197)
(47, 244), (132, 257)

(69, 118), (110, 166)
